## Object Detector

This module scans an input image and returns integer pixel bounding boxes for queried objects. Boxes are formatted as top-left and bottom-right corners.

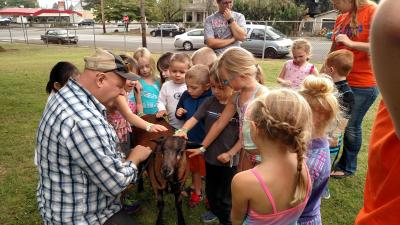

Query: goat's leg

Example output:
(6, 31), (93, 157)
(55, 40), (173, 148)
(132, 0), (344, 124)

(174, 186), (186, 225)
(156, 190), (165, 225)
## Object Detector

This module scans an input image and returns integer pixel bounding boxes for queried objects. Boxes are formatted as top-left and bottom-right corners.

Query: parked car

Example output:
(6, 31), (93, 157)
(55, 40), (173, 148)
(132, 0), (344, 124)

(41, 30), (78, 44)
(0, 17), (12, 26)
(241, 25), (293, 58)
(150, 24), (185, 37)
(174, 29), (205, 50)
(78, 19), (95, 26)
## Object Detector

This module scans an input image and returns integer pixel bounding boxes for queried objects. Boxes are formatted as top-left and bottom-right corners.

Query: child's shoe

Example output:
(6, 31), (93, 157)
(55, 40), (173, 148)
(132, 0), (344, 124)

(189, 192), (202, 208)
(201, 210), (218, 223)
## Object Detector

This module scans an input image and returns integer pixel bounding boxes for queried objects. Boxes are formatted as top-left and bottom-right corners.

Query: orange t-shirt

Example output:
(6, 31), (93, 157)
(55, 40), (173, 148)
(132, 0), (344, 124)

(355, 101), (400, 225)
(332, 4), (377, 87)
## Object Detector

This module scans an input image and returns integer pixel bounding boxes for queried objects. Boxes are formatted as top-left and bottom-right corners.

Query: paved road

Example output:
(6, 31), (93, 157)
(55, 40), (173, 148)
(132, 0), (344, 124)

(0, 26), (331, 62)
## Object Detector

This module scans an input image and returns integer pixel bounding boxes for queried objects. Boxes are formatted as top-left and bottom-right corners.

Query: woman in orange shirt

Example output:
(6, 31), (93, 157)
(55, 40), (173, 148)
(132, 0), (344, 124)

(356, 0), (400, 223)
(329, 0), (379, 178)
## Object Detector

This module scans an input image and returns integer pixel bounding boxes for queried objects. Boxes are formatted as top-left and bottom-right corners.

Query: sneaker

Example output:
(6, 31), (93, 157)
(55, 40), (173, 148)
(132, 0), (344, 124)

(322, 189), (331, 200)
(189, 192), (202, 208)
(201, 210), (218, 223)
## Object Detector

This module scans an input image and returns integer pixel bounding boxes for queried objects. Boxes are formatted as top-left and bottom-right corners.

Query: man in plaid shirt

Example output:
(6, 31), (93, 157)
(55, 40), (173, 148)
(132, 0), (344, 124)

(35, 49), (152, 225)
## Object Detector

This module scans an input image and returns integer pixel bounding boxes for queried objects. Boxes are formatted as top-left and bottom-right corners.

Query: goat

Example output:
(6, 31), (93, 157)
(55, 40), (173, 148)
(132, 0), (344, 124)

(131, 115), (200, 225)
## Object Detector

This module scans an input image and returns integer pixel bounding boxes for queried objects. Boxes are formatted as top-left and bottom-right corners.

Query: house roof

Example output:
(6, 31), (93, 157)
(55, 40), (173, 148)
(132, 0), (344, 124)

(0, 8), (82, 17)
(314, 10), (339, 18)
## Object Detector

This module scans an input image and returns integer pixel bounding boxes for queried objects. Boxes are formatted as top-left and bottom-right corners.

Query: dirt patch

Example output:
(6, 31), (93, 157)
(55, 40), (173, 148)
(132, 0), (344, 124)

(0, 46), (18, 52)
(0, 165), (6, 177)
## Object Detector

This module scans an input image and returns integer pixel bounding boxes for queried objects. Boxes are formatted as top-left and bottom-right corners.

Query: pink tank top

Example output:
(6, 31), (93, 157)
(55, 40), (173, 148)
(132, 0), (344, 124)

(283, 60), (315, 89)
(243, 166), (311, 225)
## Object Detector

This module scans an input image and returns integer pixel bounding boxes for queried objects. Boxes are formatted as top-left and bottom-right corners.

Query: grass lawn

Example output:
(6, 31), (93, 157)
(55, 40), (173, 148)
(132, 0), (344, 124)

(0, 43), (378, 225)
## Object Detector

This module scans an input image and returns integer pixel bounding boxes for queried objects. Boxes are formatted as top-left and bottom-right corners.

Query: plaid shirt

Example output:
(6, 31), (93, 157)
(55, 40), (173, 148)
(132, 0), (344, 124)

(35, 79), (137, 225)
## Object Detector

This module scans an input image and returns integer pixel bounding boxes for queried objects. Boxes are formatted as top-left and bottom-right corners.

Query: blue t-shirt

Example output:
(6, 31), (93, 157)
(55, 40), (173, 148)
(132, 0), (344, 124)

(139, 79), (160, 115)
(175, 89), (212, 144)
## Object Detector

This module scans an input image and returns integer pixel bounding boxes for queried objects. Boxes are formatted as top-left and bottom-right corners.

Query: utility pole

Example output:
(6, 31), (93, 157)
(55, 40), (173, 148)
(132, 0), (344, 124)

(101, 0), (106, 33)
(140, 0), (147, 47)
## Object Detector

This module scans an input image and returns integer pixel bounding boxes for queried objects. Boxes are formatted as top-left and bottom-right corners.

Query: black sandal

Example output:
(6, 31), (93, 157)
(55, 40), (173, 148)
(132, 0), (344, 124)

(330, 169), (352, 179)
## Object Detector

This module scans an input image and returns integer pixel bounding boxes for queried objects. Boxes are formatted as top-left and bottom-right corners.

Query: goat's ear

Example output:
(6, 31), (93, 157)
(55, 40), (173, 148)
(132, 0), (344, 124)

(151, 136), (166, 145)
(185, 141), (202, 150)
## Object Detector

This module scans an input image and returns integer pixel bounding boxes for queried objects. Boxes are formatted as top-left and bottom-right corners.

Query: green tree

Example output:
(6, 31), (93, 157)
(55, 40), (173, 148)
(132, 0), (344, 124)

(156, 0), (188, 22)
(92, 0), (140, 22)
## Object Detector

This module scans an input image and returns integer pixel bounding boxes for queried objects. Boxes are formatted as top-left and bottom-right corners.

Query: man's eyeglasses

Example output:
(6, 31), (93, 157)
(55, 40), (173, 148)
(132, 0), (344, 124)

(220, 0), (233, 5)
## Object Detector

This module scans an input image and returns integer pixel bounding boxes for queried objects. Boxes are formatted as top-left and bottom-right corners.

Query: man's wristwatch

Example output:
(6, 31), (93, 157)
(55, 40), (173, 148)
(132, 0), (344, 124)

(227, 17), (234, 24)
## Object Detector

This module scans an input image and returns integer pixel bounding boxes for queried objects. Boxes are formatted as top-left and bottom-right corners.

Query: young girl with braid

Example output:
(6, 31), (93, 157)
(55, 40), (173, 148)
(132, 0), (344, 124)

(230, 89), (312, 225)
(298, 75), (340, 225)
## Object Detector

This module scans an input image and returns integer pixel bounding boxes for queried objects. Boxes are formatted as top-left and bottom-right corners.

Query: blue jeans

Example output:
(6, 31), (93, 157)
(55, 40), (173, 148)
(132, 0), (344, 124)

(334, 86), (379, 174)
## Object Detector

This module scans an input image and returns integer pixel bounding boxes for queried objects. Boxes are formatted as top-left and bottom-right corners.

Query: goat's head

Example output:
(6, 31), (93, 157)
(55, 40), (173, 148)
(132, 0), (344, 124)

(152, 136), (201, 180)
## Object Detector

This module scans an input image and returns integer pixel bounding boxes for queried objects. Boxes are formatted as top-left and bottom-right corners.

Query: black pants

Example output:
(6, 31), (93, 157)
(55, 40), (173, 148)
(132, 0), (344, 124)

(104, 210), (135, 225)
(205, 162), (237, 225)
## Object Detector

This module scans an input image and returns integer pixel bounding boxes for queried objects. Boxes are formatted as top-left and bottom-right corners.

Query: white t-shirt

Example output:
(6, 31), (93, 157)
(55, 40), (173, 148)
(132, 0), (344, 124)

(156, 80), (187, 129)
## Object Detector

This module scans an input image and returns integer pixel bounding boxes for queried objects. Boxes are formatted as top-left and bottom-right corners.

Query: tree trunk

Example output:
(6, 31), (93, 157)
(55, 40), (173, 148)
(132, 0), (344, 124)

(140, 0), (147, 47)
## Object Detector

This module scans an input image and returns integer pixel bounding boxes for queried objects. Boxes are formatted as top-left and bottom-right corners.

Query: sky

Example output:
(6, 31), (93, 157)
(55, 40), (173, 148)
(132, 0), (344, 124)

(37, 0), (81, 9)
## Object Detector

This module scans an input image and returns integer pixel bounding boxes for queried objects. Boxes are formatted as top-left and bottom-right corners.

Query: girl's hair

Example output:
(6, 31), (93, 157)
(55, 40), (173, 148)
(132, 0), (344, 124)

(299, 75), (340, 130)
(169, 53), (192, 68)
(120, 54), (139, 73)
(291, 38), (312, 56)
(217, 47), (264, 84)
(133, 47), (156, 79)
(209, 60), (222, 84)
(46, 61), (80, 94)
(157, 52), (173, 84)
(348, 0), (376, 37)
(248, 89), (312, 205)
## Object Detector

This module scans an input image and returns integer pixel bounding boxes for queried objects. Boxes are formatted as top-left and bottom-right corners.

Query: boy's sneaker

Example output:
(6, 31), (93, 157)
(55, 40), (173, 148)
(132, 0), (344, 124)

(201, 210), (218, 223)
(189, 192), (202, 208)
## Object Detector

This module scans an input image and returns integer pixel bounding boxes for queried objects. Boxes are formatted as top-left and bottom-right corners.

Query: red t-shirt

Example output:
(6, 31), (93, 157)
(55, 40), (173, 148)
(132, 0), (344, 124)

(355, 101), (400, 225)
(332, 4), (377, 87)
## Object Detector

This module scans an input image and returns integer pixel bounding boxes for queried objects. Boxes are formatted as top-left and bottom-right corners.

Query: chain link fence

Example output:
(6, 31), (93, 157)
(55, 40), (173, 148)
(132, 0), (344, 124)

(0, 20), (334, 63)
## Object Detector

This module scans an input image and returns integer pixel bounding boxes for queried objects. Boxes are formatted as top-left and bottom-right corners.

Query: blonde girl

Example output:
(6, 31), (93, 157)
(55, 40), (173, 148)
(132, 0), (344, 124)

(133, 47), (159, 115)
(187, 47), (268, 171)
(231, 89), (312, 225)
(298, 75), (340, 225)
(277, 39), (319, 89)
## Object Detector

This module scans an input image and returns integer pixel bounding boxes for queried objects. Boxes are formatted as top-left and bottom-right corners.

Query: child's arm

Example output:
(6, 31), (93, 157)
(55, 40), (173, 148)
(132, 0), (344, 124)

(134, 87), (144, 116)
(174, 117), (199, 139)
(175, 92), (187, 120)
(217, 140), (241, 164)
(311, 64), (319, 76)
(371, 0), (400, 136)
(231, 172), (250, 225)
(156, 86), (167, 118)
(115, 96), (168, 132)
(276, 62), (291, 87)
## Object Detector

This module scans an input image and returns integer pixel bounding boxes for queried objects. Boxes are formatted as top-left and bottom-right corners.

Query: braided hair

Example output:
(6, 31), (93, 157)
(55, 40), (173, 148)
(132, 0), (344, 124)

(249, 89), (312, 205)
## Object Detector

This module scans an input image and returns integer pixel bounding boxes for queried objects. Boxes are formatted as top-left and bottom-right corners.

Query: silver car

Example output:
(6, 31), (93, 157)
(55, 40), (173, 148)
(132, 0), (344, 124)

(174, 29), (205, 51)
(241, 25), (293, 58)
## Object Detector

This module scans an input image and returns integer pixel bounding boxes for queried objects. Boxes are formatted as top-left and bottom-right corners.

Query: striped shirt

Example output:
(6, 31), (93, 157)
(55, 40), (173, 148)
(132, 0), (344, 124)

(35, 79), (137, 225)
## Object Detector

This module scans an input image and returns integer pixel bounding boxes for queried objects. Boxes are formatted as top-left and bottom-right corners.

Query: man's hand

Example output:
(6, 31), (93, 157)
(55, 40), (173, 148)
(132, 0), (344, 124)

(223, 8), (233, 21)
(126, 145), (152, 165)
(156, 110), (167, 118)
(176, 108), (187, 117)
